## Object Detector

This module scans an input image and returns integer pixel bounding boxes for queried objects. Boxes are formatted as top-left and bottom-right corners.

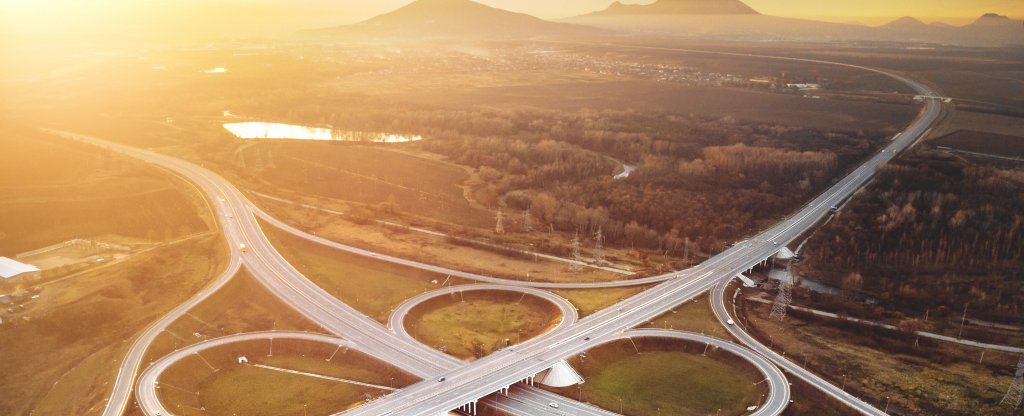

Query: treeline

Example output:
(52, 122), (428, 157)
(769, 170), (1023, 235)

(276, 106), (884, 255)
(407, 108), (880, 254)
(806, 148), (1024, 323)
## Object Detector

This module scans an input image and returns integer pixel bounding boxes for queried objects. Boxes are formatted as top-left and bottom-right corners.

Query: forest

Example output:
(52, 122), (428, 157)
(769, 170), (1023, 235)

(376, 107), (886, 255)
(805, 147), (1024, 323)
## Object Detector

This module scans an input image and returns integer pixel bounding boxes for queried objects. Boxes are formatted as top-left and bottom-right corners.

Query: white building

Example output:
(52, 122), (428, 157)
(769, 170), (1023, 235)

(0, 257), (41, 284)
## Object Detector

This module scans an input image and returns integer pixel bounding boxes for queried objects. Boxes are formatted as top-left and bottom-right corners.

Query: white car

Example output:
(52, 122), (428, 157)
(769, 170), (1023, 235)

(549, 403), (559, 408)
(727, 319), (736, 325)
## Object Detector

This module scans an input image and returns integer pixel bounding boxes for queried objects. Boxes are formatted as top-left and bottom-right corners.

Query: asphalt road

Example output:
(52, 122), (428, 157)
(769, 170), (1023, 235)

(256, 209), (675, 289)
(386, 284), (579, 341)
(133, 329), (786, 416)
(46, 130), (616, 416)
(340, 55), (943, 416)
(52, 44), (941, 416)
(709, 68), (943, 416)
(135, 331), (357, 414)
(42, 135), (254, 416)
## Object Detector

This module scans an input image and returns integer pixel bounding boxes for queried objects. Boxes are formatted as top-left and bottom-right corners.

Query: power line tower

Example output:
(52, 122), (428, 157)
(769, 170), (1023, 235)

(265, 147), (276, 169)
(495, 208), (505, 235)
(234, 148), (246, 168)
(769, 263), (793, 320)
(523, 210), (533, 232)
(253, 147), (265, 171)
(570, 232), (584, 272)
(1001, 354), (1024, 409)
(593, 228), (605, 264)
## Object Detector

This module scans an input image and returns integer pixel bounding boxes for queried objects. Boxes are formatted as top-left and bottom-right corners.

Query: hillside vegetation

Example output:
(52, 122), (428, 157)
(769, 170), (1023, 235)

(806, 146), (1024, 323)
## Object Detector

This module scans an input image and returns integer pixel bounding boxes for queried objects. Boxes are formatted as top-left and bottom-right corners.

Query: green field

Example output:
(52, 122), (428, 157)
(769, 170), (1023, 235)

(0, 123), (225, 416)
(241, 142), (494, 228)
(158, 339), (417, 416)
(260, 218), (471, 323)
(406, 290), (562, 359)
(933, 129), (1024, 158)
(642, 297), (731, 339)
(741, 292), (1019, 416)
(559, 338), (763, 416)
(145, 269), (323, 364)
(0, 126), (210, 255)
(553, 286), (651, 317)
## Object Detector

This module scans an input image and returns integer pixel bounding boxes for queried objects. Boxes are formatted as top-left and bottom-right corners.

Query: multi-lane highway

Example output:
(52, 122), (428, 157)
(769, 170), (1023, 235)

(133, 329), (788, 416)
(256, 208), (678, 289)
(47, 129), (619, 416)
(53, 43), (944, 416)
(135, 331), (357, 413)
(339, 53), (944, 415)
(709, 74), (944, 416)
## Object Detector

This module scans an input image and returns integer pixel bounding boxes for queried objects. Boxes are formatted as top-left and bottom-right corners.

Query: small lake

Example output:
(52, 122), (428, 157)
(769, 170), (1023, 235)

(224, 122), (423, 143)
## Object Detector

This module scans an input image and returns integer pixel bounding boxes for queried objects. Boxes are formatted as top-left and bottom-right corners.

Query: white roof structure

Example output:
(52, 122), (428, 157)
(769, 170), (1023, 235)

(774, 247), (797, 260)
(735, 273), (757, 288)
(539, 359), (584, 388)
(0, 257), (40, 279)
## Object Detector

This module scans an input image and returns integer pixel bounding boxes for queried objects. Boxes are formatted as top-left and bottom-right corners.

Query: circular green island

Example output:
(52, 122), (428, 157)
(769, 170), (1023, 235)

(404, 290), (563, 360)
(157, 339), (417, 416)
(557, 338), (766, 416)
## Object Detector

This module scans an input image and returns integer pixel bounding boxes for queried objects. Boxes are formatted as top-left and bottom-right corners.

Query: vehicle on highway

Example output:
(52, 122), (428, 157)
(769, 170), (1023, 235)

(549, 402), (559, 408)
(727, 319), (735, 325)
(239, 243), (248, 253)
(438, 376), (446, 382)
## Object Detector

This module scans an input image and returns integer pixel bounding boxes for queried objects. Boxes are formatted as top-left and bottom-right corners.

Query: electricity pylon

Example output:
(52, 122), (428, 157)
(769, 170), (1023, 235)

(570, 232), (584, 273)
(1001, 354), (1024, 408)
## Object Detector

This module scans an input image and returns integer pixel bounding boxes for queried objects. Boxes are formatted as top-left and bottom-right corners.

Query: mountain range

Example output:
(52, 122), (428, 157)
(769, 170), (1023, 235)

(308, 0), (1023, 47)
(567, 1), (1023, 46)
(583, 0), (759, 16)
(306, 0), (602, 39)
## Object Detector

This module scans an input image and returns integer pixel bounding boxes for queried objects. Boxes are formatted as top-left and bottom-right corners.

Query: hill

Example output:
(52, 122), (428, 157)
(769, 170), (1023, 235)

(568, 5), (1023, 47)
(584, 0), (759, 16)
(307, 0), (603, 39)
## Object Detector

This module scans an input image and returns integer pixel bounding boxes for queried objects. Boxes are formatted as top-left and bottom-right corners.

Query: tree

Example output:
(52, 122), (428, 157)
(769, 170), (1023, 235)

(842, 272), (864, 295)
(896, 318), (923, 336)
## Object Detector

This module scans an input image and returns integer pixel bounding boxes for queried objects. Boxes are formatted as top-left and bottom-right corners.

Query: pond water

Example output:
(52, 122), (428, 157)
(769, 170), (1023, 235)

(223, 122), (423, 143)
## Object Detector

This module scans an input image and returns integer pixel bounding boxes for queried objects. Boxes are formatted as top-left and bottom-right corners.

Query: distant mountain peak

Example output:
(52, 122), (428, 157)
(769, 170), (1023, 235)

(968, 12), (1019, 28)
(882, 16), (928, 29)
(309, 0), (602, 39)
(979, 13), (1009, 20)
(892, 16), (925, 24)
(585, 0), (759, 17)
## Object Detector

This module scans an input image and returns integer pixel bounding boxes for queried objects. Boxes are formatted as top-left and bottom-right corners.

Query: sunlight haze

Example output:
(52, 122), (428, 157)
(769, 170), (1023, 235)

(2, 0), (1022, 36)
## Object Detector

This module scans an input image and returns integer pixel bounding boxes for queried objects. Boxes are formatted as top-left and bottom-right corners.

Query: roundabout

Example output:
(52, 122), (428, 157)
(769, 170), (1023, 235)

(389, 284), (578, 359)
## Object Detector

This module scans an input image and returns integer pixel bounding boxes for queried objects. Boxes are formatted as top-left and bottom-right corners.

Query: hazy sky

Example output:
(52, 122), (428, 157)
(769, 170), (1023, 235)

(2, 0), (1022, 36)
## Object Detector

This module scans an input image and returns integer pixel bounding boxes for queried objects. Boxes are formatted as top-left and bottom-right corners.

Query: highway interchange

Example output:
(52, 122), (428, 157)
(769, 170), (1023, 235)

(48, 44), (943, 416)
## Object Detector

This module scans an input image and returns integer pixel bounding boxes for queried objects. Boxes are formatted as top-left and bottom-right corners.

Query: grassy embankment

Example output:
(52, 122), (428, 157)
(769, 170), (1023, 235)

(554, 286), (652, 317)
(641, 295), (732, 339)
(261, 217), (475, 323)
(405, 290), (562, 360)
(140, 269), (324, 367)
(0, 126), (224, 415)
(243, 143), (634, 284)
(550, 337), (764, 416)
(155, 339), (418, 416)
(739, 295), (1018, 416)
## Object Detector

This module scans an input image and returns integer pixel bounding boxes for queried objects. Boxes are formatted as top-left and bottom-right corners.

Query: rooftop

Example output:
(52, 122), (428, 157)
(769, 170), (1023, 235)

(0, 257), (41, 279)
